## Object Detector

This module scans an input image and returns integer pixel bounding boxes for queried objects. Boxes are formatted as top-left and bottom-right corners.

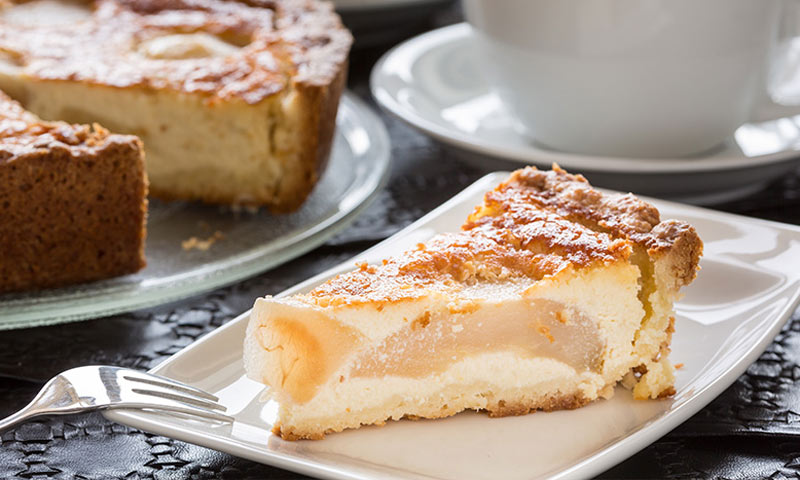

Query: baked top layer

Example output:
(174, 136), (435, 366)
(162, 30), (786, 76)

(0, 90), (140, 160)
(0, 0), (352, 104)
(309, 166), (702, 307)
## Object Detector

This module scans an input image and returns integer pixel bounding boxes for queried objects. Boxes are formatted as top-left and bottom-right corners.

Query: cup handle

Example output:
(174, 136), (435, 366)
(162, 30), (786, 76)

(750, 0), (800, 122)
(750, 97), (800, 123)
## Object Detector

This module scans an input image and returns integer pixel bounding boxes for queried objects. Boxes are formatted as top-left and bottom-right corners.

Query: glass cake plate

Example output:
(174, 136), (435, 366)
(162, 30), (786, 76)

(0, 92), (391, 330)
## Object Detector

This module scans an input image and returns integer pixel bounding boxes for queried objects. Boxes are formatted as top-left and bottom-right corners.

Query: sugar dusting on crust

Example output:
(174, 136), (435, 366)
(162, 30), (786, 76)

(0, 91), (137, 161)
(309, 178), (634, 307)
(0, 0), (352, 104)
(309, 164), (702, 308)
(497, 165), (703, 286)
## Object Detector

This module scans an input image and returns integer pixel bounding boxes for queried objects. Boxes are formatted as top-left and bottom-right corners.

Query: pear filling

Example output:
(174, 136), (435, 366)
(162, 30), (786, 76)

(349, 299), (605, 379)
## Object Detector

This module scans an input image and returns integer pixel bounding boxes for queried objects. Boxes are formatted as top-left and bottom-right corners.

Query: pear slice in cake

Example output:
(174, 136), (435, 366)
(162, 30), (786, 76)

(244, 166), (703, 440)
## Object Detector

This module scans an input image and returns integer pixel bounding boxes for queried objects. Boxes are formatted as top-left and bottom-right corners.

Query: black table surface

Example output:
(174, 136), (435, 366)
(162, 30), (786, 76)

(3, 6), (800, 480)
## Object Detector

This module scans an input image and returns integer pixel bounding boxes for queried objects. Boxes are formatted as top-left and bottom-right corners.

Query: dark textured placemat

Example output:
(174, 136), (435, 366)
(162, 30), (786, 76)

(2, 4), (800, 479)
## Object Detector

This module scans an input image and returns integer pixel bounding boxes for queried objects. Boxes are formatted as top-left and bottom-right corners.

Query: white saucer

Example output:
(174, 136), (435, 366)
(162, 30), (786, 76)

(371, 23), (800, 204)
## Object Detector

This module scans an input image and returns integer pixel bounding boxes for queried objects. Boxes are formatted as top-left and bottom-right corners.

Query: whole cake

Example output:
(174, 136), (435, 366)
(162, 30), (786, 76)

(0, 0), (351, 212)
(244, 166), (703, 440)
(0, 92), (147, 293)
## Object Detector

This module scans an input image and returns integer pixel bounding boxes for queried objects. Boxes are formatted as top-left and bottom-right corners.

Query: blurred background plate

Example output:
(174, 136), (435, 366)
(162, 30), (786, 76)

(0, 92), (391, 330)
(371, 23), (800, 204)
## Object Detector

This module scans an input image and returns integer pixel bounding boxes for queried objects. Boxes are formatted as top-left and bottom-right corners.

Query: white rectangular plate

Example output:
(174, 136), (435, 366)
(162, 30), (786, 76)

(106, 172), (800, 480)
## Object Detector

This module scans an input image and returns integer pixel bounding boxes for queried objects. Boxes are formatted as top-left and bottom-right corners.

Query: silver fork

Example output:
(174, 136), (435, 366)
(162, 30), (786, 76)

(0, 365), (233, 431)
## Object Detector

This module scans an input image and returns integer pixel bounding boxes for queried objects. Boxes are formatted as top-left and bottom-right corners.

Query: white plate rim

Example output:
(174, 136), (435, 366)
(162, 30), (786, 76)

(105, 172), (800, 480)
(371, 23), (800, 174)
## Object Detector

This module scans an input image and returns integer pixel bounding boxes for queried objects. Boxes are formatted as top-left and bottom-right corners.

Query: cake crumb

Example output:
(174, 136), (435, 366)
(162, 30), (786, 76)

(227, 204), (260, 215)
(182, 231), (224, 251)
(529, 321), (555, 343)
(412, 311), (431, 329)
(674, 363), (684, 370)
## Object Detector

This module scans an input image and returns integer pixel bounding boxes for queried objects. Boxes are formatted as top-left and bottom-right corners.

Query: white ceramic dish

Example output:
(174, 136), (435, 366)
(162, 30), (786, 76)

(106, 172), (800, 480)
(0, 92), (391, 330)
(371, 24), (800, 203)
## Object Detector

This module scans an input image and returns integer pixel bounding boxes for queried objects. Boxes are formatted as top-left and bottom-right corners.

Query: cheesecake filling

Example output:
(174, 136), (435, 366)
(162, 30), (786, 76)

(348, 299), (605, 380)
(252, 297), (609, 406)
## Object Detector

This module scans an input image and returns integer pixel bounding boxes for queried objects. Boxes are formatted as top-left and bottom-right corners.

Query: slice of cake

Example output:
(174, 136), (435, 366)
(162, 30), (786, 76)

(0, 91), (147, 293)
(0, 0), (351, 212)
(244, 166), (703, 440)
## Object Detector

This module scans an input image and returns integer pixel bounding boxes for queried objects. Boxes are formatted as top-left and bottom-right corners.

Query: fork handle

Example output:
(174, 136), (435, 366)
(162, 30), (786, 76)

(0, 403), (42, 432)
(0, 375), (88, 433)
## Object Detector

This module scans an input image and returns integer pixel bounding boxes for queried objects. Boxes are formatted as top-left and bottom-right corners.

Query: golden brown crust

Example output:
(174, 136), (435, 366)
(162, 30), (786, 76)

(648, 219), (704, 288)
(309, 166), (646, 307)
(0, 90), (118, 158)
(312, 234), (618, 307)
(483, 392), (590, 417)
(272, 423), (325, 441)
(0, 0), (352, 105)
(490, 165), (703, 286)
(0, 93), (147, 292)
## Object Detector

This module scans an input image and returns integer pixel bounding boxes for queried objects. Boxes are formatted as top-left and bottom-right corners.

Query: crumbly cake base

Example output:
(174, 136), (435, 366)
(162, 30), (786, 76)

(275, 393), (593, 441)
(271, 353), (600, 441)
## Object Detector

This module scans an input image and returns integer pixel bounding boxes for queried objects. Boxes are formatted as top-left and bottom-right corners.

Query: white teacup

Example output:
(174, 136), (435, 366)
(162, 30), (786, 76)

(463, 0), (795, 158)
